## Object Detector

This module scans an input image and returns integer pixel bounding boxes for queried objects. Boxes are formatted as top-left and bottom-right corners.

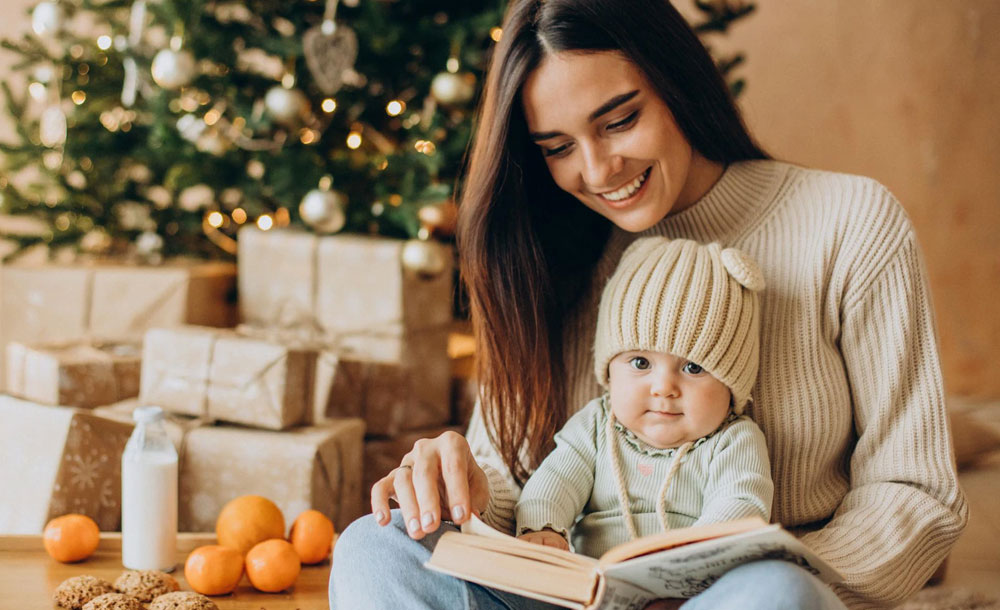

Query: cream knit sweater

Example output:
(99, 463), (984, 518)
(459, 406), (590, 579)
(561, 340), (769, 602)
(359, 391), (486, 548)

(467, 160), (968, 609)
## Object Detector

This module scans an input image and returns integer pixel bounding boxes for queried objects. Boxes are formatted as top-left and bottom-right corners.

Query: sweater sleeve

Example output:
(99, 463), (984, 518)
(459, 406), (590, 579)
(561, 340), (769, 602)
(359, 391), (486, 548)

(799, 231), (968, 608)
(693, 417), (773, 527)
(514, 402), (600, 539)
(465, 402), (521, 534)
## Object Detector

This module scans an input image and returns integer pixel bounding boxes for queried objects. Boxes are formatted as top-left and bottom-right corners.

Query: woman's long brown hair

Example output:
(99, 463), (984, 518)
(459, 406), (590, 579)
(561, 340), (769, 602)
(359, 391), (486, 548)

(457, 0), (767, 485)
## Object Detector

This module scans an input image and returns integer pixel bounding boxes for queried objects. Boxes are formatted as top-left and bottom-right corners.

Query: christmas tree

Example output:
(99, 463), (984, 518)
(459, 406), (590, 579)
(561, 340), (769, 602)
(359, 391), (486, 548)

(0, 0), (753, 263)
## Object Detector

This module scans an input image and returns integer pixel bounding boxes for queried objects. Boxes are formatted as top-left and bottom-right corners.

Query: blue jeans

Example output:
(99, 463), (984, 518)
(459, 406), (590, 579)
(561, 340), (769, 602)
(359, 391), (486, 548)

(330, 510), (848, 610)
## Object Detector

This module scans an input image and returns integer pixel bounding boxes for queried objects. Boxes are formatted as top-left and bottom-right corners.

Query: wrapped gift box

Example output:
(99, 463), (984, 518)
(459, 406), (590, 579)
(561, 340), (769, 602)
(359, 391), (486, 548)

(139, 326), (312, 430)
(313, 327), (452, 436)
(238, 227), (453, 336)
(93, 399), (204, 453)
(448, 330), (477, 428)
(0, 260), (236, 390)
(179, 419), (364, 532)
(362, 426), (463, 507)
(6, 341), (141, 408)
(0, 396), (133, 534)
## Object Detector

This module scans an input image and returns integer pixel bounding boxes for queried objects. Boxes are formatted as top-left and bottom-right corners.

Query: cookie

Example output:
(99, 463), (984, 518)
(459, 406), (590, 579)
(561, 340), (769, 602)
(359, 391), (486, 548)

(53, 575), (115, 610)
(114, 569), (180, 602)
(149, 591), (220, 610)
(82, 593), (143, 610)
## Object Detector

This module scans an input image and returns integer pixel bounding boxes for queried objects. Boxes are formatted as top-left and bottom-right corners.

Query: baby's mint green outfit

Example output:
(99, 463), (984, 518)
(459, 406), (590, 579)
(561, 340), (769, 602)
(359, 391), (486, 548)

(515, 396), (774, 558)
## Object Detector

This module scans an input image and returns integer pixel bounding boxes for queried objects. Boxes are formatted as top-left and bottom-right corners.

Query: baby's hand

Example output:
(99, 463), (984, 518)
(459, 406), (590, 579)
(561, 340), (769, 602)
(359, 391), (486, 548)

(518, 529), (570, 551)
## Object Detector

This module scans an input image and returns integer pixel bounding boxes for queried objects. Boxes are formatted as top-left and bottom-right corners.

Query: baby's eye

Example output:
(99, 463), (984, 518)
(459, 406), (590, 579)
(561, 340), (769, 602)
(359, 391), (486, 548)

(628, 357), (651, 370)
(683, 362), (705, 375)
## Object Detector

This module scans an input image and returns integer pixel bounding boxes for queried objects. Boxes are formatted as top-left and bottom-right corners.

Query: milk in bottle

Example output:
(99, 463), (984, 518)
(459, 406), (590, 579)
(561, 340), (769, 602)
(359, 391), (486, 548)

(121, 406), (178, 571)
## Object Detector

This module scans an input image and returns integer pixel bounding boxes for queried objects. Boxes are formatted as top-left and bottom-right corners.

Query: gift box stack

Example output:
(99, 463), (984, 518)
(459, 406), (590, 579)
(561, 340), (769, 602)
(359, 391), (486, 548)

(0, 228), (477, 535)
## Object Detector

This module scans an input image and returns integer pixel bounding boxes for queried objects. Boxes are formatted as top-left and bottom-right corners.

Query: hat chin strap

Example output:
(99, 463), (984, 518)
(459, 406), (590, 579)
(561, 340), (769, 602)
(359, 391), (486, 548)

(606, 408), (694, 540)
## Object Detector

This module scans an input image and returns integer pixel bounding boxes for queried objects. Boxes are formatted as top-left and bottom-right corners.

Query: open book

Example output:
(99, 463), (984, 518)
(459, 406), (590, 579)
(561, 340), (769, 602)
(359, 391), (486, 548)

(425, 516), (842, 610)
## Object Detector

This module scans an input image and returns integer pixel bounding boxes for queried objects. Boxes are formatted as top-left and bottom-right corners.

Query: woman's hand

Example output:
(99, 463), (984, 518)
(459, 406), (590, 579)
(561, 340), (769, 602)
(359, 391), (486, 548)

(370, 430), (490, 539)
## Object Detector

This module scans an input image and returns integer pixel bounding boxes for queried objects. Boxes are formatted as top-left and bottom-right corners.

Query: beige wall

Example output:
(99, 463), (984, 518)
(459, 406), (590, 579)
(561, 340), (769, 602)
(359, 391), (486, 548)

(712, 1), (1000, 398)
(2, 1), (998, 397)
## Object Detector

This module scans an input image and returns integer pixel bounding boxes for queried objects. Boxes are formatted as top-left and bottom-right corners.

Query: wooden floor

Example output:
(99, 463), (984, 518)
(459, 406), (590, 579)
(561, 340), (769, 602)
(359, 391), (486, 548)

(939, 399), (1000, 599)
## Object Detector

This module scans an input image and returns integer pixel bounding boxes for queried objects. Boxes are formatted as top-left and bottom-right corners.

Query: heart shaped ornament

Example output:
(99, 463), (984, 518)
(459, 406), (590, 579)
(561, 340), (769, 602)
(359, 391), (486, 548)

(303, 22), (358, 96)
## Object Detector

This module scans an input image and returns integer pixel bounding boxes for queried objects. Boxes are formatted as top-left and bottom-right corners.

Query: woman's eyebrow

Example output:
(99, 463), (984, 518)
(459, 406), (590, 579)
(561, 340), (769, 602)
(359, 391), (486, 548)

(529, 89), (640, 142)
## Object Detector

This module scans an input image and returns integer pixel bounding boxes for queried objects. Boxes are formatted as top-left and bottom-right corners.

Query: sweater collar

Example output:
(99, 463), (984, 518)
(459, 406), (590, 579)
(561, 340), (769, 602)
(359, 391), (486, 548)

(616, 159), (788, 246)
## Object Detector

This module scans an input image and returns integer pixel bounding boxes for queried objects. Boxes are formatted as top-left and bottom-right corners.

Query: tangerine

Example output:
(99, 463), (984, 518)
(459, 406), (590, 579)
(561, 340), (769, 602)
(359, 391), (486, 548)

(288, 509), (335, 564)
(245, 539), (301, 593)
(184, 545), (244, 596)
(43, 514), (100, 563)
(215, 495), (285, 554)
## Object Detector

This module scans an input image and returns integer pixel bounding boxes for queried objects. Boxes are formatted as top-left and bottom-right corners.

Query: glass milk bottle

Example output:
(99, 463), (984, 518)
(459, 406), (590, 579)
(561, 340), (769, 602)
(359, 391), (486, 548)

(121, 406), (178, 571)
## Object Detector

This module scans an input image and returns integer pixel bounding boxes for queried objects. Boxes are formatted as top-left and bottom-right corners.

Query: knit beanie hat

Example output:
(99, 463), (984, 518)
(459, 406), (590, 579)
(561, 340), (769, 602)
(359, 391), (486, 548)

(593, 237), (765, 413)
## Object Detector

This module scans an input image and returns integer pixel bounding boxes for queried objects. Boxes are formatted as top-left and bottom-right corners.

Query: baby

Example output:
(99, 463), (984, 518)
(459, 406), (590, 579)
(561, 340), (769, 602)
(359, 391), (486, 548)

(515, 237), (774, 558)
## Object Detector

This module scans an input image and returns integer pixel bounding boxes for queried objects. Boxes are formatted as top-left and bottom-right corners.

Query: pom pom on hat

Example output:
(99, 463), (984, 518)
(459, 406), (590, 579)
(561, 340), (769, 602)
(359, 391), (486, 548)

(593, 237), (764, 413)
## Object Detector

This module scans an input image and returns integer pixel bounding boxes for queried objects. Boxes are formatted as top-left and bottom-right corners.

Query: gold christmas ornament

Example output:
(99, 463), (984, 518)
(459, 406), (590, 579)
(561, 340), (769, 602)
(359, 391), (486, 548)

(417, 200), (459, 237)
(401, 238), (449, 277)
(265, 86), (310, 125)
(299, 186), (347, 233)
(430, 71), (476, 106)
(151, 48), (196, 89)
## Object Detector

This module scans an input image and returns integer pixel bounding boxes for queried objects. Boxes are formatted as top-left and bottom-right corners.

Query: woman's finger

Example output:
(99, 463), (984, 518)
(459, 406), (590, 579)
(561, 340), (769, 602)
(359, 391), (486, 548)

(392, 465), (426, 539)
(410, 439), (442, 534)
(369, 474), (395, 526)
(438, 431), (472, 524)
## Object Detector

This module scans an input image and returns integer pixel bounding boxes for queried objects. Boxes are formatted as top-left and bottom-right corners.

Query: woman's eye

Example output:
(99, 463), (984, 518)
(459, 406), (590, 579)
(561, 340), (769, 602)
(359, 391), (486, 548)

(683, 362), (705, 375)
(628, 357), (651, 370)
(543, 143), (572, 158)
(607, 111), (639, 131)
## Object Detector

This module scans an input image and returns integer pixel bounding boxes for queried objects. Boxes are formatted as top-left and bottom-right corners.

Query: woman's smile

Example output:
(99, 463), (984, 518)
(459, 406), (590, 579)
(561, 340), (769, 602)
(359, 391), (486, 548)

(595, 167), (652, 208)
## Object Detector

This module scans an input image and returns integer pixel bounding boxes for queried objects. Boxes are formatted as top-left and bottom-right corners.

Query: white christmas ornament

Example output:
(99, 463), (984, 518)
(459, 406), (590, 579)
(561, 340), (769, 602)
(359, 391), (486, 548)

(401, 239), (449, 277)
(178, 184), (214, 212)
(151, 48), (196, 89)
(32, 2), (64, 36)
(136, 231), (164, 260)
(299, 188), (347, 233)
(176, 114), (206, 142)
(265, 86), (310, 125)
(430, 72), (475, 106)
(39, 105), (67, 148)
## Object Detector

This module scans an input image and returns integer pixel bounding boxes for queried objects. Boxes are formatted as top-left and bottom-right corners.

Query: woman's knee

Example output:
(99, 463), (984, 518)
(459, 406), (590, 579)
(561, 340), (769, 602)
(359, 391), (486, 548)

(684, 560), (843, 610)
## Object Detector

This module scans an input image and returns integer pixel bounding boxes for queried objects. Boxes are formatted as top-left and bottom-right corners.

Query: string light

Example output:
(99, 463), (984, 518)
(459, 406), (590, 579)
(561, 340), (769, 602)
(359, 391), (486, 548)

(206, 211), (224, 228)
(71, 90), (86, 105)
(97, 35), (112, 50)
(346, 131), (362, 149)
(446, 58), (459, 73)
(490, 27), (503, 42)
(321, 98), (337, 113)
(28, 82), (46, 101)
(232, 208), (248, 224)
(203, 108), (222, 125)
(386, 100), (405, 116)
(256, 214), (274, 230)
(414, 140), (436, 155)
(275, 207), (291, 226)
(388, 194), (403, 207)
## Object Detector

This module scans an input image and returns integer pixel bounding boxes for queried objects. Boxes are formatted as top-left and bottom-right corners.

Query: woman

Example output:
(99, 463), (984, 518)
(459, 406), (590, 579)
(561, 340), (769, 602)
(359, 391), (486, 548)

(332, 0), (967, 608)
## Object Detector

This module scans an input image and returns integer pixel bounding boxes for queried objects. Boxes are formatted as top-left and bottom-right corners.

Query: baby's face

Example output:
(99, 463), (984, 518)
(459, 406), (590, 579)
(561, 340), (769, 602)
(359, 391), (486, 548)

(608, 350), (731, 449)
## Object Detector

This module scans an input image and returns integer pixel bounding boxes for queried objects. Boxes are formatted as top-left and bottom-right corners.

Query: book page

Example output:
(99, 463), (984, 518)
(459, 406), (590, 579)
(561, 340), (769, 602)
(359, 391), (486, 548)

(600, 525), (843, 599)
(590, 577), (657, 610)
(598, 516), (767, 565)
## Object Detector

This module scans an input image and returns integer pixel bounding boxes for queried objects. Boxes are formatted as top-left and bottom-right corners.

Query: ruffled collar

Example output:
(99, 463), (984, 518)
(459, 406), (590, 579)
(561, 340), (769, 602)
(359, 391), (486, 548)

(600, 394), (739, 457)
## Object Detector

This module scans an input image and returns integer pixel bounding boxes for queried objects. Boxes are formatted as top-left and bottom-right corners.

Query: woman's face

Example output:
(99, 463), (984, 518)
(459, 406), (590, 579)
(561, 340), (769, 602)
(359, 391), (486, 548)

(521, 51), (720, 232)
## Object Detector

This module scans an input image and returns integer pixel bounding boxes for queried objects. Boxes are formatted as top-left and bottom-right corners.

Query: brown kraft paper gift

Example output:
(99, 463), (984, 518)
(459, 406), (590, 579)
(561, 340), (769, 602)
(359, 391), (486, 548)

(0, 396), (133, 534)
(139, 326), (311, 430)
(0, 260), (236, 390)
(5, 341), (141, 408)
(178, 419), (365, 533)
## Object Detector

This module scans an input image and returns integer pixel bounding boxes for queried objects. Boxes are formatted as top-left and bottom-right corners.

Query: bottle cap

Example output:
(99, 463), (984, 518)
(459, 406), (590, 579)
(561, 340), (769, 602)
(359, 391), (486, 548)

(133, 405), (165, 423)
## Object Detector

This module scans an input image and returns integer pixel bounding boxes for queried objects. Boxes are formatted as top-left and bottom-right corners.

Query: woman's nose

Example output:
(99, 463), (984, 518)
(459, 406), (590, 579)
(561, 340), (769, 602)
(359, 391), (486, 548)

(581, 142), (624, 189)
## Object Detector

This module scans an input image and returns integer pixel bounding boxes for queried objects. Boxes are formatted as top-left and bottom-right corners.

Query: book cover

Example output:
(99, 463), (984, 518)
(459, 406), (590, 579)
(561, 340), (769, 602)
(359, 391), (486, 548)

(425, 516), (843, 610)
